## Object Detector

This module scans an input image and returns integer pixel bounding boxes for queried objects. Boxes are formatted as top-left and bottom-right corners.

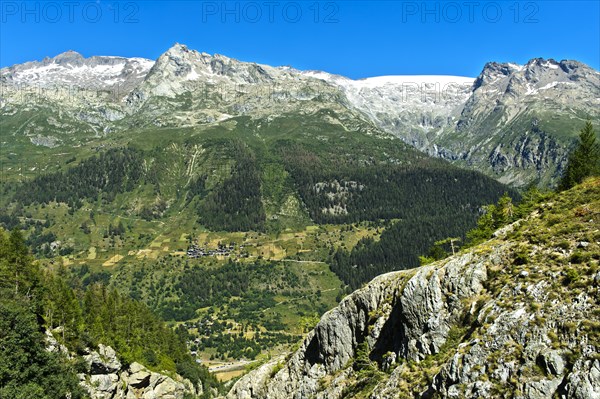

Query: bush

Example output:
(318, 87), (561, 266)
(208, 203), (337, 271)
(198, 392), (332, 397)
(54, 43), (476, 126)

(564, 268), (580, 285)
(570, 251), (591, 264)
(513, 247), (530, 265)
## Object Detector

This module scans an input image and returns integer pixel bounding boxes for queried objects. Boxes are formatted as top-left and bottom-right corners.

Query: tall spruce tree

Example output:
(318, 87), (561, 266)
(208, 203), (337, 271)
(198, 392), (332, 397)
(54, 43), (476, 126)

(559, 121), (600, 190)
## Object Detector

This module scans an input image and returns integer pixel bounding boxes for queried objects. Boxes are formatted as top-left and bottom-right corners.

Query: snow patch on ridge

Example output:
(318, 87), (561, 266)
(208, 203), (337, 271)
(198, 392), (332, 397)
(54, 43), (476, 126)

(2, 55), (155, 89)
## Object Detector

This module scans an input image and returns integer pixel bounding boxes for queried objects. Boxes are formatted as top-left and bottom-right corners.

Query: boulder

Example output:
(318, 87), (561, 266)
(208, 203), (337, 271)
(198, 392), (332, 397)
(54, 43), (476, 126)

(91, 374), (119, 397)
(85, 344), (122, 374)
(153, 378), (187, 398)
(127, 362), (151, 388)
(539, 350), (565, 376)
(565, 359), (600, 399)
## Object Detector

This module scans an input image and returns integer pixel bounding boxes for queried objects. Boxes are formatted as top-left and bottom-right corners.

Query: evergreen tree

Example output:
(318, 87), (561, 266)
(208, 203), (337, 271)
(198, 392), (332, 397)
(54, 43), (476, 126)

(0, 229), (85, 399)
(559, 121), (600, 190)
(492, 193), (514, 228)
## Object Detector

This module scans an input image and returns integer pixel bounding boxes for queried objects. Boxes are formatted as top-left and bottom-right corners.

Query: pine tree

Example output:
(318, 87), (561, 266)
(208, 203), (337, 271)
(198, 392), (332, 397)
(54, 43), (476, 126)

(492, 193), (514, 228)
(559, 121), (600, 190)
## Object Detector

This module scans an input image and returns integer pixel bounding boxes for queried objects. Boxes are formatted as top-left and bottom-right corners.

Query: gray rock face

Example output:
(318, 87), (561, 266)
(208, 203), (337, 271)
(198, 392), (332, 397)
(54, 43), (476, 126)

(84, 344), (122, 374)
(565, 359), (600, 399)
(89, 373), (119, 398)
(128, 362), (152, 388)
(228, 251), (490, 399)
(78, 346), (198, 399)
(539, 349), (565, 376)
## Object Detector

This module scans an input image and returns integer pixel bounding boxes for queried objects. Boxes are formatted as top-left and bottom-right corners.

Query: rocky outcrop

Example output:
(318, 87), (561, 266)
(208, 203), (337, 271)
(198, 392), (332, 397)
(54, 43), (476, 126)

(229, 250), (491, 399)
(84, 344), (122, 374)
(70, 345), (201, 399)
(227, 180), (600, 398)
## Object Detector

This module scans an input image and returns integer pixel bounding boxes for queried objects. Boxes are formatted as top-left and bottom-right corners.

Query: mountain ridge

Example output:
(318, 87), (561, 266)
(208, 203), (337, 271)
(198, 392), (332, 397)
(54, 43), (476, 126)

(2, 43), (598, 186)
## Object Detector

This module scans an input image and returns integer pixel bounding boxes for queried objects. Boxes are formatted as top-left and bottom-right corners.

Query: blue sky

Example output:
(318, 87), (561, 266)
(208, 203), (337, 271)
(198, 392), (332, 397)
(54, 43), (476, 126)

(1, 1), (599, 78)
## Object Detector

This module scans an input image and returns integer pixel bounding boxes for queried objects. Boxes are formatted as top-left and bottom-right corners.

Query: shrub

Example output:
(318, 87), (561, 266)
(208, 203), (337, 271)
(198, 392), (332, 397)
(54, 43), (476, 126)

(513, 247), (530, 265)
(564, 268), (580, 285)
(570, 251), (591, 264)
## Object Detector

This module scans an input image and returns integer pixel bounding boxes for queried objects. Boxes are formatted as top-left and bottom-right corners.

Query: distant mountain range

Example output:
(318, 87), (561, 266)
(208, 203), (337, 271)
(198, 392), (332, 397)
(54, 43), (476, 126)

(1, 43), (599, 186)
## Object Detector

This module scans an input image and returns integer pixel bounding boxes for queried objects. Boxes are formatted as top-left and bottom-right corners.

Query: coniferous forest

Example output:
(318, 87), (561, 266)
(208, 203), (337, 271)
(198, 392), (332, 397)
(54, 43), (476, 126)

(4, 135), (519, 297)
(0, 229), (221, 399)
(14, 148), (144, 209)
(198, 143), (267, 232)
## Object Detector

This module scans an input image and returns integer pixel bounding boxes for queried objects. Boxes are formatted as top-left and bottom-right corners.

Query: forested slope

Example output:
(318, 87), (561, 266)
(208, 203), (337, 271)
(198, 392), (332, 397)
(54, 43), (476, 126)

(0, 228), (221, 398)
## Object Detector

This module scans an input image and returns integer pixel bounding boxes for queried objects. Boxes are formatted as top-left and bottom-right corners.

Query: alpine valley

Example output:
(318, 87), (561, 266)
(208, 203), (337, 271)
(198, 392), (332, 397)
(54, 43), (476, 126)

(0, 44), (598, 398)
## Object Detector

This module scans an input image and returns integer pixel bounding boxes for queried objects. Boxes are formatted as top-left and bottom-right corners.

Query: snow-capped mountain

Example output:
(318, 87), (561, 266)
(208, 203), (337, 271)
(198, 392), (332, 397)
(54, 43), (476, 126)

(442, 58), (600, 184)
(1, 44), (598, 186)
(303, 71), (475, 148)
(307, 58), (599, 185)
(1, 50), (153, 94)
(120, 43), (360, 128)
(458, 58), (599, 132)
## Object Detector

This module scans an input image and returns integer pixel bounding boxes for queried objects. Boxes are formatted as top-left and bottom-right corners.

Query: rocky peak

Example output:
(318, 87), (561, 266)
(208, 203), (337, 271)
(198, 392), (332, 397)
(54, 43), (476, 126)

(522, 58), (561, 82)
(150, 43), (201, 79)
(473, 61), (522, 90)
(148, 43), (281, 85)
(472, 58), (583, 92)
(126, 43), (307, 110)
(166, 42), (192, 55)
(525, 57), (559, 68)
(51, 50), (85, 66)
(0, 50), (154, 93)
(162, 43), (206, 64)
(559, 59), (584, 74)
